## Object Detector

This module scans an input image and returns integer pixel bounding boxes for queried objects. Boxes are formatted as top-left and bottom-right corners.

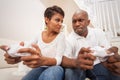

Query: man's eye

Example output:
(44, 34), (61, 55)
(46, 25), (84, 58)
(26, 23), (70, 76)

(78, 19), (84, 22)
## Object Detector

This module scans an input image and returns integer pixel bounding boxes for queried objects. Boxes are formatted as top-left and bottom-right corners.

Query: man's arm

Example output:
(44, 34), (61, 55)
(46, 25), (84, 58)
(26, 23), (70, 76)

(61, 47), (96, 70)
(61, 56), (78, 68)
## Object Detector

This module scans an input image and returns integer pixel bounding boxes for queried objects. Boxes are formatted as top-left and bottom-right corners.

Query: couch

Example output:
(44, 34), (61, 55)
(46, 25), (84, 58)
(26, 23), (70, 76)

(0, 38), (120, 80)
(0, 38), (31, 80)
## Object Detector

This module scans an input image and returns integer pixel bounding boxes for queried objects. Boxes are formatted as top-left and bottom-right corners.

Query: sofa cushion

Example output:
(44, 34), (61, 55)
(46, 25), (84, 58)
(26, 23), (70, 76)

(0, 67), (23, 80)
(0, 38), (18, 68)
(0, 49), (18, 68)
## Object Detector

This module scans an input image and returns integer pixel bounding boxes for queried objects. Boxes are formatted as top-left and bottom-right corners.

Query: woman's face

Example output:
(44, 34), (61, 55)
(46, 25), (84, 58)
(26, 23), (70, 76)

(45, 13), (64, 33)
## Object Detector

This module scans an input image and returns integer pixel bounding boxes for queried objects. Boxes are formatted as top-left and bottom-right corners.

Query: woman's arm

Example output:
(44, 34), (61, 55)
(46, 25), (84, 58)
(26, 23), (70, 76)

(18, 44), (57, 68)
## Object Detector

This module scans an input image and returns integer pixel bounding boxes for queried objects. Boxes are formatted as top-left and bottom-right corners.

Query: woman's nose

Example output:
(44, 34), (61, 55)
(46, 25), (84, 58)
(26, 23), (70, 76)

(59, 21), (62, 26)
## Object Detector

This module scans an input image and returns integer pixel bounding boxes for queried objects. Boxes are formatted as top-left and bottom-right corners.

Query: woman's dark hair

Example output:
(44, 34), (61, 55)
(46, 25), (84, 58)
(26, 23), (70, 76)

(44, 5), (64, 20)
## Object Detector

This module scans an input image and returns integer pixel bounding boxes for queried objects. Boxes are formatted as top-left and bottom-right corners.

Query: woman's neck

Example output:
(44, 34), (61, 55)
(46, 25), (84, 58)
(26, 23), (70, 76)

(42, 30), (58, 43)
(45, 30), (58, 37)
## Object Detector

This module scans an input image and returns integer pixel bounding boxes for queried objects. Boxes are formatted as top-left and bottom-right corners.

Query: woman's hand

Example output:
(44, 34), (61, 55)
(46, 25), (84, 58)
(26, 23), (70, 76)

(0, 45), (9, 52)
(18, 44), (43, 68)
(0, 45), (21, 64)
(4, 53), (21, 64)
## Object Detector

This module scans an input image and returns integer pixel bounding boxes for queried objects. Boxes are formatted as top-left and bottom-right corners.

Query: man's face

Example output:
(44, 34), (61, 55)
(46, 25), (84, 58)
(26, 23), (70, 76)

(72, 12), (90, 36)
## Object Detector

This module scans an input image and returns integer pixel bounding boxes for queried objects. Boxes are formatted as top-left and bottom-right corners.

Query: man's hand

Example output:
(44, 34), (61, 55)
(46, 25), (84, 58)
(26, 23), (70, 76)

(102, 61), (120, 76)
(102, 46), (120, 76)
(77, 47), (96, 70)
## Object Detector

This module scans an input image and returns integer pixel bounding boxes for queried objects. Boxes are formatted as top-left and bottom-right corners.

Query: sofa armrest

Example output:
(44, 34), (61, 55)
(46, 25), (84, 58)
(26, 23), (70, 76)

(0, 49), (18, 69)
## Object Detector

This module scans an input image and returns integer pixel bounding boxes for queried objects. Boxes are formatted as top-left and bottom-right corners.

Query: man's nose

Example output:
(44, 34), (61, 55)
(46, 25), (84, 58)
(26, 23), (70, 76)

(75, 21), (81, 26)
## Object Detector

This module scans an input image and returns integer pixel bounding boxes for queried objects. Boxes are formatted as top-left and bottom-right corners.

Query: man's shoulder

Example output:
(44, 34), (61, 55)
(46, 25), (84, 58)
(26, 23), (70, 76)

(89, 27), (105, 35)
(89, 27), (103, 32)
(67, 32), (76, 39)
(65, 32), (76, 44)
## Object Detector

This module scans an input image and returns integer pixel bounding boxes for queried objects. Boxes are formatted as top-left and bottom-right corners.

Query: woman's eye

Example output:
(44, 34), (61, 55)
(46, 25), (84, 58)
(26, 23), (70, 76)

(55, 19), (60, 22)
(55, 18), (63, 23)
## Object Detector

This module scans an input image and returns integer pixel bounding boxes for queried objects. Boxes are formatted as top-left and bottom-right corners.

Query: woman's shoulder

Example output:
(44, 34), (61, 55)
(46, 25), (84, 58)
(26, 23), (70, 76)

(57, 32), (65, 38)
(55, 32), (66, 42)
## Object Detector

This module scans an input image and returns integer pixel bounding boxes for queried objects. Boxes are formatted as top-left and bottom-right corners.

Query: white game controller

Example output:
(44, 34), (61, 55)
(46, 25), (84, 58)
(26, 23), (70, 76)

(90, 46), (114, 57)
(8, 42), (32, 57)
(90, 46), (115, 65)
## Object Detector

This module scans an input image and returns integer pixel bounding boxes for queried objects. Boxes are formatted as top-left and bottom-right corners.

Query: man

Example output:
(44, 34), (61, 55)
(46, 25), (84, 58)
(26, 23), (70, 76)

(61, 9), (120, 80)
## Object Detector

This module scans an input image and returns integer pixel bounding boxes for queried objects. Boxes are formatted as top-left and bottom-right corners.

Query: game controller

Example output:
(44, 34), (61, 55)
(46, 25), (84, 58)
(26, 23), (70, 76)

(90, 46), (114, 57)
(7, 42), (32, 57)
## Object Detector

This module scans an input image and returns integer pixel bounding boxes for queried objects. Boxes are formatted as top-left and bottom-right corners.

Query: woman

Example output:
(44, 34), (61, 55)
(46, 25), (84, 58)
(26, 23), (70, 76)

(2, 5), (65, 80)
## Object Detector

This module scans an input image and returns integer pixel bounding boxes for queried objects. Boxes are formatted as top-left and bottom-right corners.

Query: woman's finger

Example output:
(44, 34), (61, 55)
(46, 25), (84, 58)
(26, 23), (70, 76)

(32, 44), (42, 56)
(19, 41), (24, 46)
(21, 55), (39, 61)
(18, 48), (38, 55)
(0, 45), (9, 51)
(4, 53), (13, 58)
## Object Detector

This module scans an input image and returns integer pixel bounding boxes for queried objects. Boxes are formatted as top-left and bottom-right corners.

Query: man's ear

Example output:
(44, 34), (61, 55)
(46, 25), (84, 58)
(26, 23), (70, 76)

(87, 20), (90, 25)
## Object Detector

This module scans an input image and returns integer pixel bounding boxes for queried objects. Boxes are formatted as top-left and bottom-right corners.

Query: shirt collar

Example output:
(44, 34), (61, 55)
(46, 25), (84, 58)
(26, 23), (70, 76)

(71, 27), (92, 40)
(72, 31), (83, 39)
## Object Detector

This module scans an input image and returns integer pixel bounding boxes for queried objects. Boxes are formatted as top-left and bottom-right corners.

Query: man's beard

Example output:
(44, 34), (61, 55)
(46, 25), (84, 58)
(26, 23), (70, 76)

(74, 27), (87, 36)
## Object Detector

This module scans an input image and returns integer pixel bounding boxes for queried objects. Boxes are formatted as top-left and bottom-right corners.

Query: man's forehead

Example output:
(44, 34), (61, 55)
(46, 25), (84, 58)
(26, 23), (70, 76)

(73, 11), (88, 20)
(72, 13), (84, 19)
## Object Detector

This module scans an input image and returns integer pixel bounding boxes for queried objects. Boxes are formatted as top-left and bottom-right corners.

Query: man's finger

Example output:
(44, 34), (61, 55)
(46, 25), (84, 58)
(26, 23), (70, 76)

(79, 64), (94, 70)
(114, 55), (120, 62)
(79, 53), (96, 61)
(79, 47), (91, 54)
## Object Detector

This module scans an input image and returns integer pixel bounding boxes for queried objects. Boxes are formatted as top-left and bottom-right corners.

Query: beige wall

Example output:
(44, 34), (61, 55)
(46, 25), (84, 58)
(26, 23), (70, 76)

(0, 0), (80, 41)
(0, 0), (46, 41)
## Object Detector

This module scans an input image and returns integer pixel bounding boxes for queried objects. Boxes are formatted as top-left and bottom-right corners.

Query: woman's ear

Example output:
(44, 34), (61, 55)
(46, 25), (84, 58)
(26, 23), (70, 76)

(45, 17), (49, 24)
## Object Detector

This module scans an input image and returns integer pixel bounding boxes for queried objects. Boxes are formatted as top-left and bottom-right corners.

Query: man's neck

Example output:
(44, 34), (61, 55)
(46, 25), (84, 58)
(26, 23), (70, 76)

(80, 29), (88, 38)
